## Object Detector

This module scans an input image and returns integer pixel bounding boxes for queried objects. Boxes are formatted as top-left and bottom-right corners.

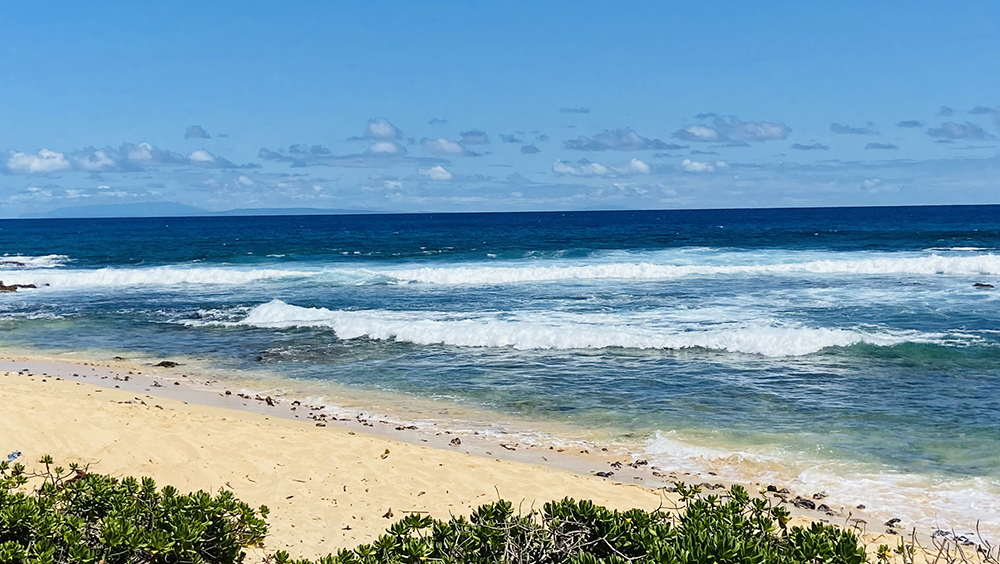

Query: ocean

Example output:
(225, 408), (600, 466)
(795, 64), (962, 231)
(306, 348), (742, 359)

(2, 205), (999, 535)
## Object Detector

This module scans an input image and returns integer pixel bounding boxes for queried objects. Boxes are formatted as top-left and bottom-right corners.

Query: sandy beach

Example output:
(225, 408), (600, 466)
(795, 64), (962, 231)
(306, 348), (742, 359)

(0, 353), (916, 560)
(1, 358), (669, 557)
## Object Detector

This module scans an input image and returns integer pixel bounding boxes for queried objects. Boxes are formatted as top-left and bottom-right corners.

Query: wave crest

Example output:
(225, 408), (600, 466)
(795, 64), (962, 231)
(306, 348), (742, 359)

(1, 254), (69, 269)
(1, 266), (319, 288)
(390, 254), (1000, 285)
(235, 300), (922, 357)
(3, 252), (997, 289)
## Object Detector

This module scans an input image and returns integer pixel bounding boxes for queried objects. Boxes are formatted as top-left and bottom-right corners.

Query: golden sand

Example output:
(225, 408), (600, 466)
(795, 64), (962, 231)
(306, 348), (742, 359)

(2, 357), (965, 562)
(1, 369), (668, 557)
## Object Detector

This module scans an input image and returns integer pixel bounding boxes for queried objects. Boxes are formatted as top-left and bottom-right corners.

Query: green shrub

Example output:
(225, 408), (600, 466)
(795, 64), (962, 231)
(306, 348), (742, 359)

(273, 482), (867, 564)
(1, 458), (868, 564)
(0, 457), (268, 564)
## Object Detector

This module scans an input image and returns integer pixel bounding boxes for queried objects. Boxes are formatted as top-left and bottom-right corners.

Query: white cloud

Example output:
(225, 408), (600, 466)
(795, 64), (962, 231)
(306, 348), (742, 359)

(127, 142), (154, 162)
(384, 180), (403, 189)
(422, 138), (464, 156)
(6, 149), (71, 173)
(553, 158), (651, 177)
(563, 128), (682, 151)
(680, 159), (726, 173)
(418, 165), (453, 181)
(674, 117), (791, 143)
(730, 121), (789, 141)
(362, 118), (404, 141)
(238, 175), (254, 186)
(677, 125), (720, 142)
(553, 159), (608, 177)
(859, 178), (900, 193)
(614, 158), (650, 175)
(74, 150), (115, 171)
(188, 149), (216, 163)
(368, 141), (403, 154)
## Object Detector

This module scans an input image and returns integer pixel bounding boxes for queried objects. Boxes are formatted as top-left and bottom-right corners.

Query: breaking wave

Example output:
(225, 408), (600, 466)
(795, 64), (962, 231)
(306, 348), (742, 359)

(2, 252), (996, 289)
(233, 299), (935, 357)
(0, 254), (70, 269)
(0, 266), (323, 288)
(388, 254), (1000, 285)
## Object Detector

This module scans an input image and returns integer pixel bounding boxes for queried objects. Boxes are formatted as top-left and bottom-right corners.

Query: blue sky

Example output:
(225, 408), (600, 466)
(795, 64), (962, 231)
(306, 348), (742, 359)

(1, 1), (998, 216)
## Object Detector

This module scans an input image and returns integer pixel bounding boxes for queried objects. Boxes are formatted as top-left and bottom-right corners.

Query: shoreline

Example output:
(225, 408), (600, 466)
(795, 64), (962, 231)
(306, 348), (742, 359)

(0, 351), (947, 555)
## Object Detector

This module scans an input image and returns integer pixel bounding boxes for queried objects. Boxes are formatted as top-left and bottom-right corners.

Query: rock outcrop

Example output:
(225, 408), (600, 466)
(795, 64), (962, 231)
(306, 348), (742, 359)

(0, 281), (37, 293)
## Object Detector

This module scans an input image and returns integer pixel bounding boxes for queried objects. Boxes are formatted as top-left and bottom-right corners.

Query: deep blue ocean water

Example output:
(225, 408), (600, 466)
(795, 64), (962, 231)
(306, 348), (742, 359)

(2, 205), (999, 532)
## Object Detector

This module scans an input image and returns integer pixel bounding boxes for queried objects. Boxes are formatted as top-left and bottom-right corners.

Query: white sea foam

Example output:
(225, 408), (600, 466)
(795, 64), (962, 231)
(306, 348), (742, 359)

(645, 432), (768, 470)
(388, 253), (1000, 285)
(0, 254), (70, 269)
(234, 300), (933, 357)
(924, 247), (994, 252)
(1, 266), (321, 288)
(3, 252), (997, 289)
(645, 432), (1000, 539)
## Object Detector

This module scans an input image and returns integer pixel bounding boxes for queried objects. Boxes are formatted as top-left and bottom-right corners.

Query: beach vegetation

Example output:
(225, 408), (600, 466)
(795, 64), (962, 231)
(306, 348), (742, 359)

(272, 481), (867, 564)
(0, 456), (870, 563)
(0, 457), (268, 564)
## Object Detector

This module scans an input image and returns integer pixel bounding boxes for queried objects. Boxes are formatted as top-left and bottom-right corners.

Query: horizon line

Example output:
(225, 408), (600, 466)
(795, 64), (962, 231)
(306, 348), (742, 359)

(3, 201), (999, 222)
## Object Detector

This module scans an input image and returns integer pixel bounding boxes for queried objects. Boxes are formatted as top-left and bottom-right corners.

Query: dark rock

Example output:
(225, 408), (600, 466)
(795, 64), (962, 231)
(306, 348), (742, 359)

(812, 492), (827, 500)
(778, 488), (790, 494)
(856, 504), (865, 509)
(792, 497), (816, 510)
(817, 504), (830, 512)
(154, 361), (179, 368)
(0, 281), (38, 292)
(885, 518), (901, 527)
(766, 485), (778, 492)
(595, 471), (614, 478)
(973, 283), (994, 289)
(449, 437), (461, 446)
(610, 461), (622, 469)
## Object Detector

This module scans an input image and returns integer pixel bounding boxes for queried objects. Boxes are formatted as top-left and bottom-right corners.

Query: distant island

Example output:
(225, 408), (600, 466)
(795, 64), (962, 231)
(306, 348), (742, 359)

(18, 201), (380, 219)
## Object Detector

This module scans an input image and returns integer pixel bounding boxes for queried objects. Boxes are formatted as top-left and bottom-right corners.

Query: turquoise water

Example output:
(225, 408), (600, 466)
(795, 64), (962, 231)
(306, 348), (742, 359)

(2, 206), (999, 532)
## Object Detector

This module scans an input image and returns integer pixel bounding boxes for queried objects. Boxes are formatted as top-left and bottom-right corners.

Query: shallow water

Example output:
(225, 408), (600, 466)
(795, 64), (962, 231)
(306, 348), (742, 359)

(2, 206), (999, 535)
